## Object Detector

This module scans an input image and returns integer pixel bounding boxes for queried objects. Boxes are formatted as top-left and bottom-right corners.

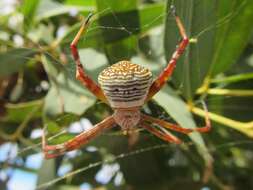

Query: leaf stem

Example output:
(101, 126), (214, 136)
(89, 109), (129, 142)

(205, 88), (253, 96)
(211, 72), (253, 84)
(190, 106), (253, 138)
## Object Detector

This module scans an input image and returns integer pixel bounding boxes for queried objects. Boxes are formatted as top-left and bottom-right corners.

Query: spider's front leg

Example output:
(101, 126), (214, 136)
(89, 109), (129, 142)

(146, 5), (189, 101)
(70, 13), (108, 103)
(42, 116), (115, 159)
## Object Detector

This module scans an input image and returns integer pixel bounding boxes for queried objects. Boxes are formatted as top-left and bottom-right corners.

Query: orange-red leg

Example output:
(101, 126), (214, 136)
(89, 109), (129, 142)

(140, 121), (182, 144)
(146, 5), (189, 101)
(70, 13), (108, 103)
(141, 102), (211, 134)
(142, 114), (192, 134)
(42, 116), (115, 159)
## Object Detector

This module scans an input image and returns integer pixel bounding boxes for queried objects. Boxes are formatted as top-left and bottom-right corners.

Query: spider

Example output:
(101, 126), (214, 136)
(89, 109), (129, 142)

(43, 6), (211, 159)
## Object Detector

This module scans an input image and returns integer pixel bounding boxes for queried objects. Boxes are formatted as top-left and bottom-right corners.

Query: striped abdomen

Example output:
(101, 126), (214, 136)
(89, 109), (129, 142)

(98, 61), (152, 108)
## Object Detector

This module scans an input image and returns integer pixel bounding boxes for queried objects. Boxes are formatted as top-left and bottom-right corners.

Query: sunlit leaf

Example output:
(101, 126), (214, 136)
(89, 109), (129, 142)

(65, 0), (95, 7)
(37, 159), (56, 187)
(211, 72), (253, 84)
(42, 55), (95, 116)
(153, 85), (212, 162)
(21, 0), (40, 32)
(35, 0), (94, 21)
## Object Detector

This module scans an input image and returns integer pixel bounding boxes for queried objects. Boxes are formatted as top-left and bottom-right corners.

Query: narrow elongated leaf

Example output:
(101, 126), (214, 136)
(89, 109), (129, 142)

(165, 0), (253, 98)
(42, 57), (95, 115)
(97, 0), (136, 11)
(211, 72), (253, 84)
(165, 0), (217, 99)
(42, 48), (108, 115)
(96, 0), (138, 63)
(37, 159), (56, 187)
(139, 3), (165, 33)
(153, 85), (212, 162)
(153, 86), (202, 141)
(21, 0), (40, 31)
(60, 3), (165, 50)
(0, 100), (42, 123)
(210, 0), (253, 76)
(35, 0), (94, 21)
(65, 0), (95, 6)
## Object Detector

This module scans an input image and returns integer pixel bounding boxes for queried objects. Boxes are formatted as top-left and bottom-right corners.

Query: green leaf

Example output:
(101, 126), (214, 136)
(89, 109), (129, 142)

(43, 117), (74, 145)
(211, 72), (253, 84)
(42, 48), (108, 116)
(153, 85), (212, 162)
(60, 3), (165, 51)
(37, 159), (56, 187)
(96, 0), (138, 63)
(65, 0), (95, 6)
(165, 0), (217, 99)
(44, 75), (96, 116)
(21, 0), (40, 32)
(139, 3), (165, 33)
(210, 0), (253, 76)
(59, 20), (104, 49)
(35, 0), (94, 21)
(96, 0), (136, 11)
(0, 48), (37, 77)
(0, 100), (42, 123)
(165, 0), (253, 99)
(55, 185), (81, 190)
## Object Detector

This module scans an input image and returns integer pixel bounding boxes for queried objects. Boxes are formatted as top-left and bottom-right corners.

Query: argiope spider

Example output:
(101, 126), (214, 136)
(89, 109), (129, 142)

(42, 5), (211, 159)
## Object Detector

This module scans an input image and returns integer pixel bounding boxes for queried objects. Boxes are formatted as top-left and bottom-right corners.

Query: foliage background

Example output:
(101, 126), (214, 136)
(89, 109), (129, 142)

(0, 0), (253, 189)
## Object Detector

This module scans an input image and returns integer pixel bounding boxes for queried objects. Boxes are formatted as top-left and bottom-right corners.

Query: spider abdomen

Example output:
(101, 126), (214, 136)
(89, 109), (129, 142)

(98, 61), (152, 108)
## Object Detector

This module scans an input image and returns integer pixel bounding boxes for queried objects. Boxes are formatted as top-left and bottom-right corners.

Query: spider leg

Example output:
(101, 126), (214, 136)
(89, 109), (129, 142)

(70, 13), (108, 103)
(146, 5), (189, 101)
(141, 114), (192, 134)
(141, 101), (211, 134)
(140, 121), (182, 144)
(42, 115), (115, 159)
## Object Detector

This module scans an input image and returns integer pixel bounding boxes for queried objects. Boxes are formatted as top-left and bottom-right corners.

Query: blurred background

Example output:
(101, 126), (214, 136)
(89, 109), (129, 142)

(0, 0), (253, 189)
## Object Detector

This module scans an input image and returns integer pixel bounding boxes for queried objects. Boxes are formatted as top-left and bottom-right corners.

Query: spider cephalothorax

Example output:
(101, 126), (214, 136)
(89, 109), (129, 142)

(42, 6), (211, 159)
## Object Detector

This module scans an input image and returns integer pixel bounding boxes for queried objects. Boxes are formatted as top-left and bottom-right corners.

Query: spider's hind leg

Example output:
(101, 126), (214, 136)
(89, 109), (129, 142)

(42, 116), (115, 159)
(140, 100), (211, 139)
(42, 127), (67, 159)
(140, 121), (182, 144)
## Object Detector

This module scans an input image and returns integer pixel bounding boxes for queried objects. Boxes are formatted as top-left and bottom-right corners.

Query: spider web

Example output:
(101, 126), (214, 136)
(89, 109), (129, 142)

(1, 0), (253, 189)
